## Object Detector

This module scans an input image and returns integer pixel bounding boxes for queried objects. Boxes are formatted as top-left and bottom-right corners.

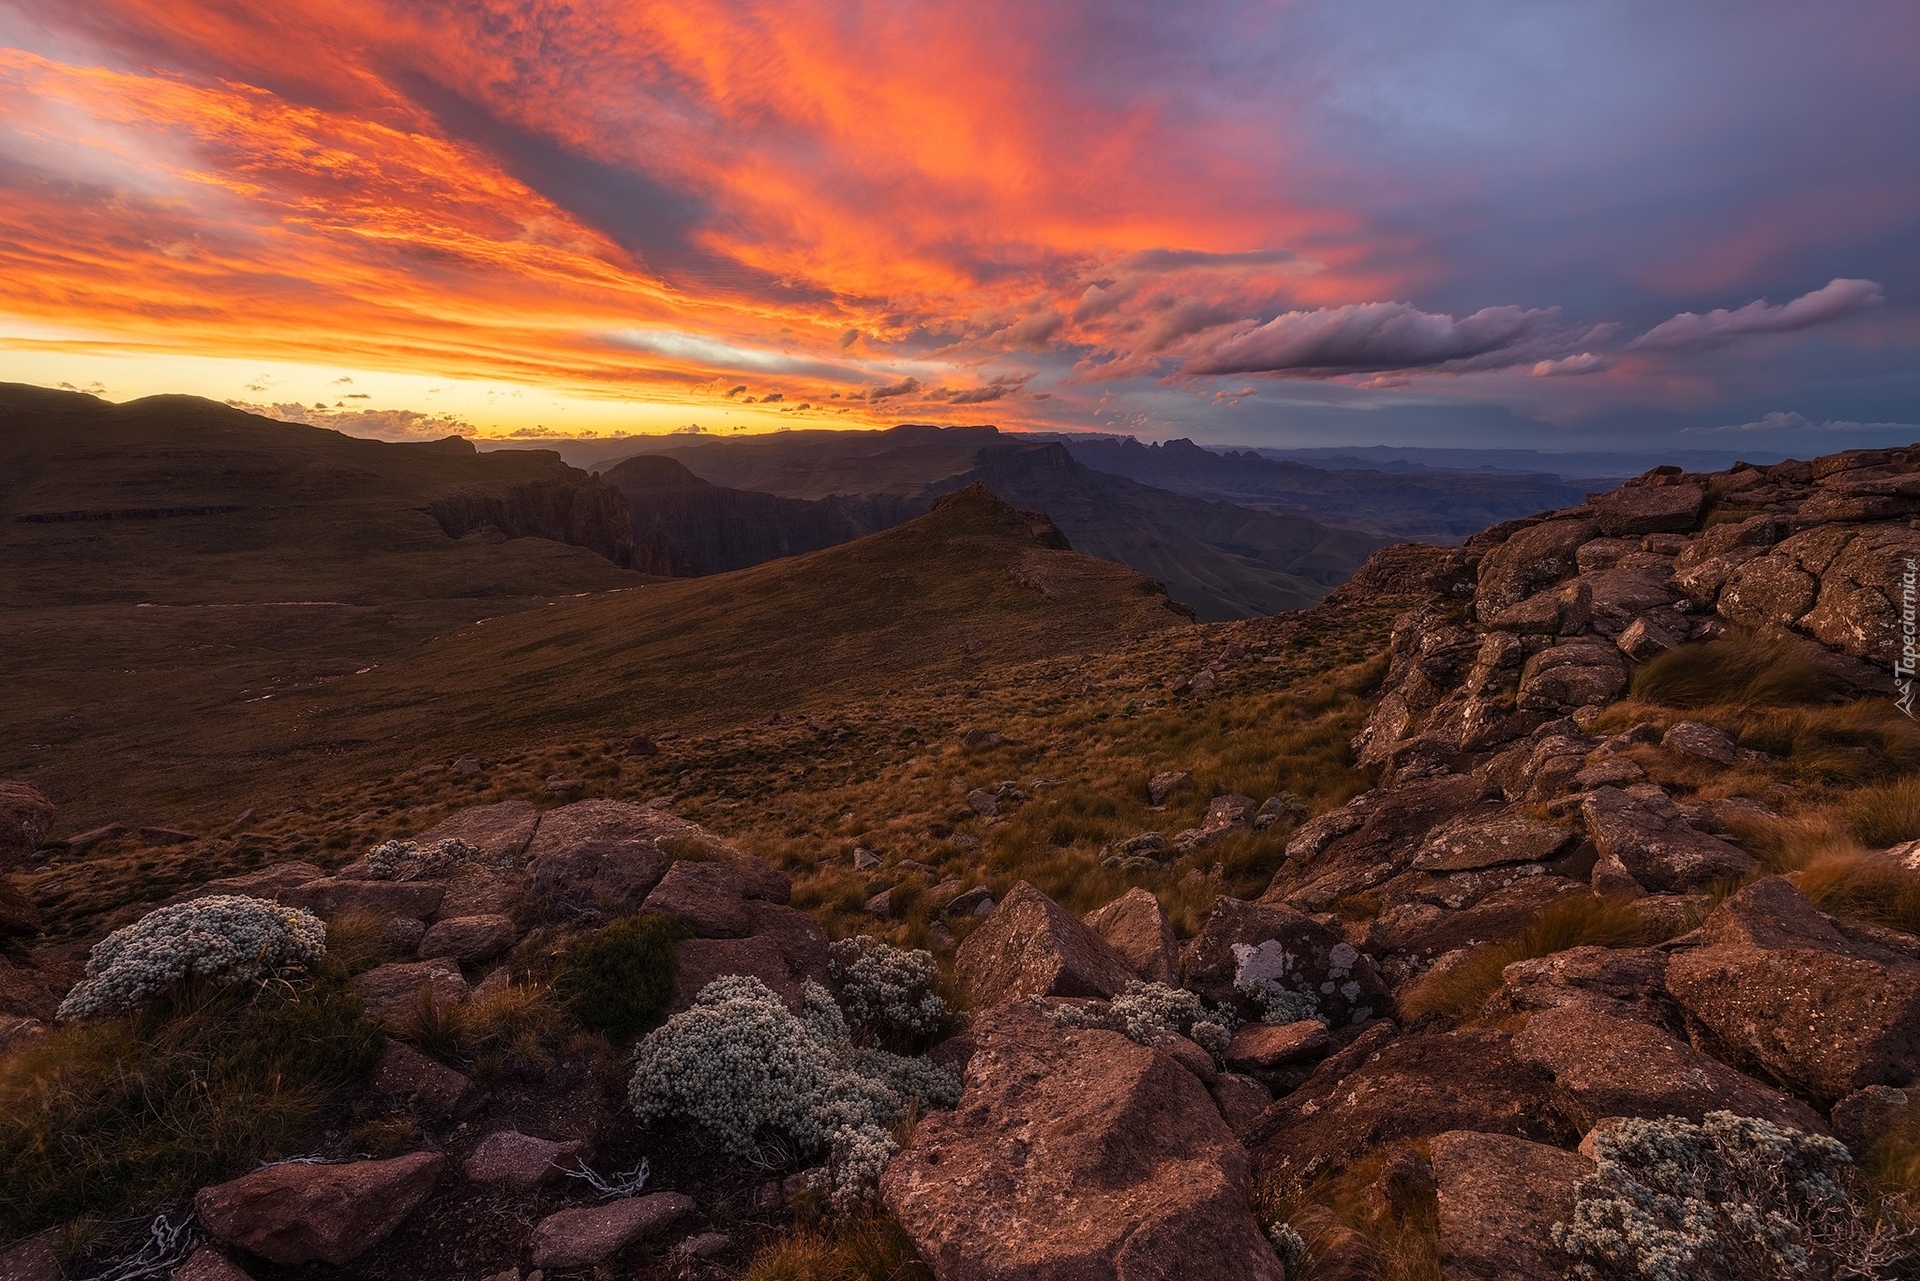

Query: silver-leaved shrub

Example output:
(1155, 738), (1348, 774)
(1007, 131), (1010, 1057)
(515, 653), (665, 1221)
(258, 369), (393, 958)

(628, 975), (960, 1207)
(1553, 1111), (1916, 1281)
(57, 895), (327, 1020)
(827, 935), (952, 1048)
(1053, 980), (1235, 1057)
(364, 836), (494, 881)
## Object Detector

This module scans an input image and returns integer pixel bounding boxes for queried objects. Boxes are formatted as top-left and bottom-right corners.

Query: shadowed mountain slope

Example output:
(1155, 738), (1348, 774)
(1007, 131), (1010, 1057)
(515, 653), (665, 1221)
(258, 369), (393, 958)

(1061, 435), (1608, 541)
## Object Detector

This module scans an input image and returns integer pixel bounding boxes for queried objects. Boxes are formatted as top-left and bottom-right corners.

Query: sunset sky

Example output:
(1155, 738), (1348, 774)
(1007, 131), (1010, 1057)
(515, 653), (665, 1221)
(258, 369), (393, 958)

(1, 2), (1915, 451)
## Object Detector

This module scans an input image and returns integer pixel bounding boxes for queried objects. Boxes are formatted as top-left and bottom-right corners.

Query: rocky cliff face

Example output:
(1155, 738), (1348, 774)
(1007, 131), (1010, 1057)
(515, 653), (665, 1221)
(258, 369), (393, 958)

(427, 473), (637, 569)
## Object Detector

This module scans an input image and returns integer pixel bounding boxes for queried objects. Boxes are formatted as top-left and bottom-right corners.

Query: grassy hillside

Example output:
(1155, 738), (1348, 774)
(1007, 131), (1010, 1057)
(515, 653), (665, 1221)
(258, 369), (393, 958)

(4, 484), (1186, 831)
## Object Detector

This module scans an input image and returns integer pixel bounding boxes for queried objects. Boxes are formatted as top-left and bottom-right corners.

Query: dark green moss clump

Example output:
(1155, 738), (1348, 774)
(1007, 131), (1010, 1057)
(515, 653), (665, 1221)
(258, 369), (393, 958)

(556, 912), (685, 1042)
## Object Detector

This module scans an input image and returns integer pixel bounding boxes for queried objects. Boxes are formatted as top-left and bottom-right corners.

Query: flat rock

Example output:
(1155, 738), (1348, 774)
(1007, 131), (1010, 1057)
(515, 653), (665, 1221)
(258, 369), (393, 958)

(177, 861), (330, 906)
(282, 878), (446, 923)
(462, 1129), (591, 1190)
(1182, 895), (1387, 1027)
(354, 958), (469, 1025)
(528, 1192), (695, 1269)
(1665, 876), (1920, 1104)
(1223, 1020), (1329, 1071)
(368, 1041), (480, 1119)
(1511, 1004), (1826, 1134)
(1661, 720), (1738, 765)
(1586, 481), (1705, 536)
(1412, 811), (1574, 872)
(883, 1003), (1285, 1281)
(522, 799), (684, 925)
(641, 860), (750, 938)
(1083, 887), (1179, 984)
(1430, 1130), (1591, 1281)
(417, 914), (517, 964)
(195, 1151), (445, 1267)
(1581, 785), (1754, 892)
(955, 881), (1135, 1009)
(412, 800), (540, 865)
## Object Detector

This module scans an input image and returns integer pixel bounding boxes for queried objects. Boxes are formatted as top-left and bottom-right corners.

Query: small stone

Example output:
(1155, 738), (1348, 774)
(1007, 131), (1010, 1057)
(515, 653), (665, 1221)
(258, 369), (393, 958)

(943, 886), (995, 917)
(545, 776), (585, 796)
(381, 916), (427, 956)
(1147, 770), (1194, 806)
(963, 728), (1008, 749)
(1831, 1085), (1911, 1155)
(1223, 1020), (1331, 1071)
(452, 756), (483, 776)
(527, 1193), (696, 1269)
(1617, 614), (1682, 661)
(368, 1041), (480, 1119)
(195, 1152), (445, 1267)
(853, 847), (880, 869)
(626, 735), (660, 757)
(676, 1232), (731, 1260)
(1661, 720), (1739, 766)
(1208, 1073), (1273, 1133)
(354, 958), (470, 1025)
(462, 1130), (591, 1191)
(0, 1015), (47, 1056)
(965, 789), (999, 818)
(864, 888), (895, 918)
(1188, 668), (1218, 695)
(172, 1247), (255, 1281)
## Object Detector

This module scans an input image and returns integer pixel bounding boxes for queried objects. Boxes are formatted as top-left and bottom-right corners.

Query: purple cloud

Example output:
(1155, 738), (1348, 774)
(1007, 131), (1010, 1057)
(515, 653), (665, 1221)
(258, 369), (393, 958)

(1631, 278), (1885, 353)
(1179, 301), (1562, 376)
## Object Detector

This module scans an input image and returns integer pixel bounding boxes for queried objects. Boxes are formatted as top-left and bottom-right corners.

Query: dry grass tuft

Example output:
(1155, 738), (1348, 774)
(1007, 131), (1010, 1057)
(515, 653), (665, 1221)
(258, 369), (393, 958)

(742, 1213), (933, 1281)
(1398, 895), (1645, 1023)
(1632, 630), (1857, 710)
(1257, 1150), (1442, 1281)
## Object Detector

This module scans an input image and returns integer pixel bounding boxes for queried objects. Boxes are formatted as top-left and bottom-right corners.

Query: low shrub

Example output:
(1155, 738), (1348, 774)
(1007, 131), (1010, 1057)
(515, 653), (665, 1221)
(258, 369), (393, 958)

(555, 912), (683, 1041)
(828, 936), (954, 1052)
(1054, 980), (1234, 1056)
(1554, 1111), (1917, 1280)
(0, 967), (382, 1237)
(364, 836), (498, 880)
(628, 975), (959, 1208)
(56, 895), (326, 1021)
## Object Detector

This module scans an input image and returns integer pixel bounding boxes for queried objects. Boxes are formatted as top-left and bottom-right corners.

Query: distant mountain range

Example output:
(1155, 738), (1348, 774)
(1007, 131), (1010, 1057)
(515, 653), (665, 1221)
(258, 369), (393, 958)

(602, 429), (1385, 621)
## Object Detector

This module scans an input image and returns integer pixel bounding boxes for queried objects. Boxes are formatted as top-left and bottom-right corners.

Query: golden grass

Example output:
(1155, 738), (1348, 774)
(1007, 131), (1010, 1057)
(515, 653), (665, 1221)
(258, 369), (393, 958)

(742, 1213), (934, 1281)
(0, 966), (382, 1238)
(1257, 1151), (1442, 1281)
(1630, 630), (1859, 709)
(1397, 895), (1646, 1023)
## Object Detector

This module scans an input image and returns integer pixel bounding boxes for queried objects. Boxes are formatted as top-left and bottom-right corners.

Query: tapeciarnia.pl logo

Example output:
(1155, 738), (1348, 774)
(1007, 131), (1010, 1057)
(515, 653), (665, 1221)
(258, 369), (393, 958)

(1898, 556), (1917, 720)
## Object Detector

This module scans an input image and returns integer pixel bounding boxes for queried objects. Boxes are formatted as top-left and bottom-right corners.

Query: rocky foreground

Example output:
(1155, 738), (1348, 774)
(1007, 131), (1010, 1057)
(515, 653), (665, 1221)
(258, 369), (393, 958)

(2, 444), (1919, 1280)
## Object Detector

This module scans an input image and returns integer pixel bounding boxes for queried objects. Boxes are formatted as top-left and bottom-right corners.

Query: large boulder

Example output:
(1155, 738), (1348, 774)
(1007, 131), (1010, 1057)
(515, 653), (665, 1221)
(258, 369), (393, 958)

(195, 1151), (444, 1266)
(670, 900), (830, 1014)
(1430, 1130), (1591, 1281)
(1411, 811), (1574, 872)
(1797, 524), (1912, 660)
(1580, 785), (1755, 892)
(1271, 774), (1496, 910)
(1515, 642), (1627, 712)
(0, 782), (54, 871)
(956, 882), (1135, 1010)
(1475, 518), (1597, 622)
(281, 878), (446, 923)
(1665, 877), (1920, 1104)
(640, 859), (753, 937)
(417, 914), (517, 964)
(1483, 945), (1678, 1030)
(527, 1192), (695, 1269)
(1249, 1028), (1575, 1185)
(523, 799), (722, 925)
(1585, 481), (1705, 536)
(1512, 1004), (1826, 1133)
(412, 800), (541, 865)
(1182, 895), (1387, 1027)
(1717, 554), (1819, 629)
(882, 1003), (1285, 1281)
(1083, 887), (1179, 984)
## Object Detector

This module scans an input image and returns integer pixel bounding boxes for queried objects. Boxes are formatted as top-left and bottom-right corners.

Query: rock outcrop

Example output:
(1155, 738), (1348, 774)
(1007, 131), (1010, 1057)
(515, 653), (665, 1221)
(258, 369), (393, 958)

(883, 1003), (1285, 1280)
(956, 881), (1136, 1009)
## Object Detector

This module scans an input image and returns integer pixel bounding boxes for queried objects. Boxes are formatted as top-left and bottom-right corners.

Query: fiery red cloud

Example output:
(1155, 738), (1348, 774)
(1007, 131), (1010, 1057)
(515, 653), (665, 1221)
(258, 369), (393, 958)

(1, 1), (1915, 446)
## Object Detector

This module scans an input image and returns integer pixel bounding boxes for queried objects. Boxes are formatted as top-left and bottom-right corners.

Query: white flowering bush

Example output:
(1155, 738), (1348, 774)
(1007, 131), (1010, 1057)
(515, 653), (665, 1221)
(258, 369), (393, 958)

(364, 836), (493, 881)
(1553, 1111), (1916, 1281)
(57, 895), (327, 1020)
(827, 935), (953, 1050)
(1054, 981), (1236, 1057)
(628, 975), (960, 1208)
